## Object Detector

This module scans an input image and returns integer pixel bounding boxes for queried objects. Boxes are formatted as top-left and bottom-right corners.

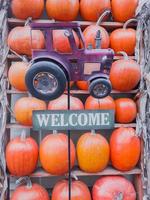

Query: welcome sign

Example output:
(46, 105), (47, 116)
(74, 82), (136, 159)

(33, 110), (114, 131)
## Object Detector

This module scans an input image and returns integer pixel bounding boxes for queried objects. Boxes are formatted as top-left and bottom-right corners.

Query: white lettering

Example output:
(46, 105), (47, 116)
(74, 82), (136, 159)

(36, 114), (50, 127)
(60, 114), (68, 126)
(69, 114), (78, 126)
(89, 113), (101, 126)
(78, 113), (88, 126)
(101, 113), (110, 125)
(51, 114), (60, 126)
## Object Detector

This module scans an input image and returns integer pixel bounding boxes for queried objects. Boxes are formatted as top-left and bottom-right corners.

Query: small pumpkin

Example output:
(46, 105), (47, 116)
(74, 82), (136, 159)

(6, 131), (38, 176)
(85, 95), (115, 110)
(52, 179), (91, 200)
(77, 132), (110, 173)
(82, 10), (110, 49)
(80, 0), (111, 21)
(8, 62), (29, 91)
(111, 0), (138, 22)
(110, 52), (141, 91)
(110, 128), (141, 171)
(53, 30), (79, 53)
(92, 176), (136, 200)
(48, 94), (84, 110)
(8, 26), (45, 56)
(115, 98), (137, 123)
(11, 0), (44, 20)
(40, 133), (76, 175)
(14, 97), (46, 126)
(11, 178), (50, 200)
(76, 81), (88, 90)
(46, 0), (79, 21)
(110, 19), (137, 55)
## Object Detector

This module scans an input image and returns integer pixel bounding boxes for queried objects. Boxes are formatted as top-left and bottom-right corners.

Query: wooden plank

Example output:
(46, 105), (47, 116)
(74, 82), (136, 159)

(134, 175), (143, 200)
(6, 123), (137, 129)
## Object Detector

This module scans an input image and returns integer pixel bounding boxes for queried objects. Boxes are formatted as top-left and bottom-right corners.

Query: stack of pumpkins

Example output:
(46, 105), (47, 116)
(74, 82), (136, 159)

(7, 0), (141, 200)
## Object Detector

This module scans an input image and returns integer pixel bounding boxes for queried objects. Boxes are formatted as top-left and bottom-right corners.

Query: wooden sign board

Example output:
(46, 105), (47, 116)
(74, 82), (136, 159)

(33, 110), (114, 131)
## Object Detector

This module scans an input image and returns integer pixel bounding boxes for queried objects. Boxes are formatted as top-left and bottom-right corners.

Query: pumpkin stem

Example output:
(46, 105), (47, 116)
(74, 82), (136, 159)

(9, 48), (28, 63)
(53, 130), (58, 134)
(114, 192), (124, 200)
(91, 129), (96, 135)
(71, 173), (78, 181)
(96, 9), (111, 26)
(25, 17), (32, 26)
(20, 130), (26, 141)
(16, 177), (32, 189)
(123, 18), (137, 29)
(117, 51), (129, 60)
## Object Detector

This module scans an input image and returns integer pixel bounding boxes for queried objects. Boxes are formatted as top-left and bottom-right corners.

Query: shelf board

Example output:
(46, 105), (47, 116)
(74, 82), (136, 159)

(7, 18), (137, 29)
(7, 54), (135, 61)
(9, 167), (141, 178)
(6, 123), (136, 129)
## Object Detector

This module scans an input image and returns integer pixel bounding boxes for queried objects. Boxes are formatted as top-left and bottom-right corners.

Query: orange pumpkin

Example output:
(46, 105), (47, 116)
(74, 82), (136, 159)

(115, 98), (137, 123)
(110, 20), (136, 55)
(8, 62), (29, 91)
(46, 0), (79, 21)
(76, 81), (88, 90)
(53, 30), (79, 53)
(40, 133), (76, 175)
(11, 0), (44, 20)
(14, 97), (46, 126)
(8, 26), (45, 56)
(52, 179), (91, 200)
(80, 0), (111, 21)
(110, 53), (141, 91)
(111, 0), (138, 22)
(93, 176), (136, 200)
(85, 95), (115, 110)
(77, 132), (110, 173)
(48, 94), (84, 110)
(6, 131), (38, 176)
(110, 128), (141, 171)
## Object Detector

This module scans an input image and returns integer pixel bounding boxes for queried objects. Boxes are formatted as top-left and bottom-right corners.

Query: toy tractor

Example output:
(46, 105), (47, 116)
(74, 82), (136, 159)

(25, 22), (114, 101)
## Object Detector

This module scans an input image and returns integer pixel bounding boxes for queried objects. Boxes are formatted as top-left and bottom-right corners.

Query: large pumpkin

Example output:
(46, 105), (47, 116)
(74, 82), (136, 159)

(48, 94), (84, 110)
(85, 96), (115, 110)
(14, 97), (46, 126)
(110, 20), (136, 55)
(110, 54), (141, 91)
(52, 179), (91, 200)
(6, 131), (38, 176)
(40, 133), (76, 175)
(8, 62), (29, 91)
(80, 0), (111, 21)
(46, 0), (79, 21)
(8, 26), (45, 56)
(11, 0), (44, 20)
(76, 81), (88, 90)
(53, 30), (79, 53)
(77, 132), (110, 173)
(11, 180), (50, 200)
(111, 0), (138, 22)
(115, 98), (137, 123)
(110, 128), (141, 171)
(92, 176), (136, 200)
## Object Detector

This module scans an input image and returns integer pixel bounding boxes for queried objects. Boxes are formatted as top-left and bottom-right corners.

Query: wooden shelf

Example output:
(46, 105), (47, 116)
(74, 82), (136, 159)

(8, 18), (137, 29)
(6, 123), (136, 129)
(9, 167), (141, 178)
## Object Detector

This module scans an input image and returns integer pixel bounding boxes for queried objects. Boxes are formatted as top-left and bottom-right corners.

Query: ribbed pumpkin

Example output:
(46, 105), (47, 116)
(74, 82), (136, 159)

(111, 0), (138, 22)
(92, 176), (136, 200)
(85, 95), (115, 110)
(115, 98), (137, 123)
(8, 62), (29, 91)
(77, 132), (110, 173)
(11, 179), (50, 200)
(40, 133), (76, 175)
(110, 52), (141, 91)
(110, 128), (141, 171)
(8, 26), (45, 56)
(110, 19), (136, 55)
(6, 131), (38, 176)
(76, 81), (88, 90)
(48, 94), (84, 110)
(11, 0), (44, 20)
(14, 97), (46, 126)
(46, 0), (79, 21)
(52, 179), (91, 200)
(53, 30), (79, 53)
(80, 0), (111, 21)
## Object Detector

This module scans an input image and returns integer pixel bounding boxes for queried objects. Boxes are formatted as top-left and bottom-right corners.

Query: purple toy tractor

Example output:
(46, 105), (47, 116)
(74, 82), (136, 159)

(25, 22), (114, 101)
